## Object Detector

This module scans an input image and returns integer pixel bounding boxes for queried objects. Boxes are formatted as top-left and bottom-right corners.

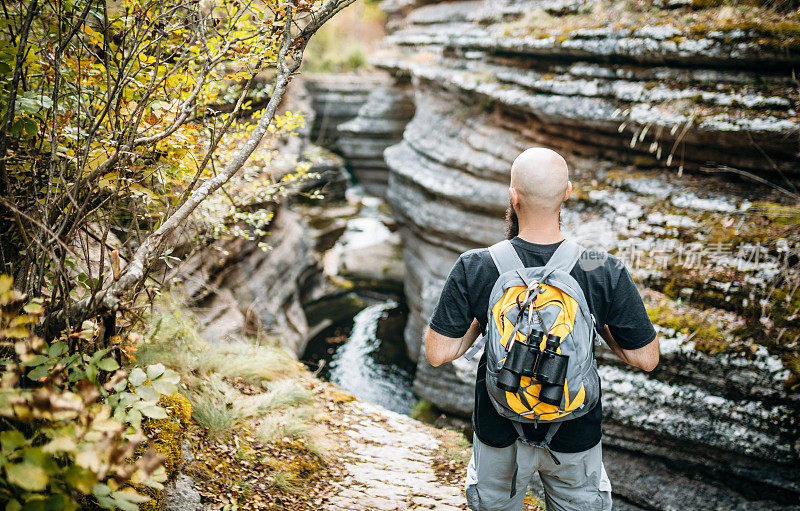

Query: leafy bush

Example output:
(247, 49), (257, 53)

(0, 275), (184, 509)
(0, 0), (352, 335)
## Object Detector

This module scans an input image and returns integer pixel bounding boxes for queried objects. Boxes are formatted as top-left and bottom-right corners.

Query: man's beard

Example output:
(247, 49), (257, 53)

(504, 199), (561, 240)
(505, 198), (519, 240)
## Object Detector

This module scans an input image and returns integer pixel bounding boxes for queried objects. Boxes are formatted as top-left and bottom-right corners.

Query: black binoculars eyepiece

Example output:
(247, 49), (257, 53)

(497, 329), (569, 407)
(533, 334), (569, 406)
(520, 330), (544, 377)
(496, 329), (545, 392)
(496, 336), (526, 392)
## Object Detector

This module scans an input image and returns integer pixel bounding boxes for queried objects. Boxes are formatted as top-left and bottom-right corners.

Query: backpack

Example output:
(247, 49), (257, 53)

(464, 239), (600, 466)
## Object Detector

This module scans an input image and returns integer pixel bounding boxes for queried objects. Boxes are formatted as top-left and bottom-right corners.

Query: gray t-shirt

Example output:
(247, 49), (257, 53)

(429, 237), (656, 452)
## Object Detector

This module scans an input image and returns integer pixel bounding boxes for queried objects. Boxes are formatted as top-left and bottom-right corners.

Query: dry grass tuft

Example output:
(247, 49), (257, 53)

(136, 297), (335, 509)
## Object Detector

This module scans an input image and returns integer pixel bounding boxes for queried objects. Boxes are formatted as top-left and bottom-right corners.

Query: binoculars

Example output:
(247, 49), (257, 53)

(496, 329), (569, 406)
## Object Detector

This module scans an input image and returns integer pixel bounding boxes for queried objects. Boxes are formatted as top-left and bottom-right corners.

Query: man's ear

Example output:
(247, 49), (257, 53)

(509, 186), (520, 208)
(564, 181), (572, 202)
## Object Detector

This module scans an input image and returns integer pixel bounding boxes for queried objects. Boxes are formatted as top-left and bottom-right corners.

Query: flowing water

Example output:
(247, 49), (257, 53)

(303, 297), (417, 414)
(331, 300), (416, 413)
(302, 183), (419, 414)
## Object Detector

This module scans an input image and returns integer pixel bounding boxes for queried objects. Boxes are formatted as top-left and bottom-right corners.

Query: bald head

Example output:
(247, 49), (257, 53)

(510, 147), (569, 213)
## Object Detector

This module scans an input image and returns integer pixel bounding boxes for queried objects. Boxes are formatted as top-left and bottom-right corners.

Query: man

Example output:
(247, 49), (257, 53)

(424, 147), (659, 511)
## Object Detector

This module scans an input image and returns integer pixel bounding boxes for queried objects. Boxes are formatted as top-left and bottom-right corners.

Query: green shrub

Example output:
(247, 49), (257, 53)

(0, 275), (182, 510)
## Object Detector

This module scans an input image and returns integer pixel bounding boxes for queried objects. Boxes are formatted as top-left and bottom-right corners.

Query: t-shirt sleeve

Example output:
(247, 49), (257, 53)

(428, 257), (474, 338)
(606, 265), (657, 350)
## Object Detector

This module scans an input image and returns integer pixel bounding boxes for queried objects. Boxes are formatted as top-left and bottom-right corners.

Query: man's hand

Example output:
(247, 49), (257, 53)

(600, 325), (659, 372)
(424, 320), (481, 367)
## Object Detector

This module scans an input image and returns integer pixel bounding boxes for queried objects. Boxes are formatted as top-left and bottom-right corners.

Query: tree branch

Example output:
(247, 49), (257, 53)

(44, 0), (357, 336)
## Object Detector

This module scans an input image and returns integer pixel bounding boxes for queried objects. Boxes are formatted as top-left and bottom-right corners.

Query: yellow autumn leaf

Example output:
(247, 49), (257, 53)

(129, 183), (156, 198)
(166, 74), (185, 89)
(86, 148), (110, 172)
(97, 172), (119, 189)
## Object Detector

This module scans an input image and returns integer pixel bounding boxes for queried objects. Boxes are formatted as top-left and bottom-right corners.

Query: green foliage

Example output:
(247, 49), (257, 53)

(186, 375), (314, 437)
(0, 275), (183, 509)
(186, 375), (242, 437)
(139, 299), (332, 457)
(105, 363), (182, 430)
(138, 300), (334, 505)
(0, 0), (324, 321)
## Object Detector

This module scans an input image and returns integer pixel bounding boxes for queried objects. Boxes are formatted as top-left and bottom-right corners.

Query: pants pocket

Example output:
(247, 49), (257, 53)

(596, 463), (612, 510)
(465, 436), (482, 510)
(466, 482), (481, 511)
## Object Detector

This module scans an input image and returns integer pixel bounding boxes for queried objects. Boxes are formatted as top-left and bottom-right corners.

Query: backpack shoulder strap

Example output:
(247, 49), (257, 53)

(545, 239), (583, 274)
(488, 240), (525, 274)
(463, 334), (486, 361)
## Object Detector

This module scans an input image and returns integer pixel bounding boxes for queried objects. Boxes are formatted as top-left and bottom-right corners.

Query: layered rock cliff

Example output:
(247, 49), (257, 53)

(342, 0), (800, 508)
(170, 80), (362, 357)
(338, 81), (416, 197)
(306, 74), (388, 150)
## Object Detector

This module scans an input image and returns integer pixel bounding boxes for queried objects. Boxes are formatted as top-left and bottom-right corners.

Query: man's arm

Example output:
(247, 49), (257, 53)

(600, 325), (659, 372)
(425, 319), (481, 367)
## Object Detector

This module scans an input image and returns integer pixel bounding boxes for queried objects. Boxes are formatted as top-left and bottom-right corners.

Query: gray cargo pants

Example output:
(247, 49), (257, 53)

(465, 435), (612, 511)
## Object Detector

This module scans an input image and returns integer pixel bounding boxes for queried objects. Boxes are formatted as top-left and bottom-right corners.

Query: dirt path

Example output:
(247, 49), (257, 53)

(322, 398), (468, 511)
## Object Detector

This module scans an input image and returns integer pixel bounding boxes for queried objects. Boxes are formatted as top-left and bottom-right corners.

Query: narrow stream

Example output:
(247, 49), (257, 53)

(303, 297), (417, 415)
(301, 186), (418, 414)
(331, 300), (416, 413)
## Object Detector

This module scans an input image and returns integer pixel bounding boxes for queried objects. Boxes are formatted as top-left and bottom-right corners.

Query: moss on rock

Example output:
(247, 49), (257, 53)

(139, 392), (193, 511)
(644, 292), (730, 353)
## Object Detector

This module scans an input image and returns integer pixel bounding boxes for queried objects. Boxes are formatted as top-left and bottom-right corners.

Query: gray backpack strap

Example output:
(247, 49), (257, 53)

(488, 240), (525, 274)
(545, 239), (583, 273)
(508, 422), (563, 496)
(462, 241), (522, 362)
(512, 421), (562, 466)
(463, 334), (487, 361)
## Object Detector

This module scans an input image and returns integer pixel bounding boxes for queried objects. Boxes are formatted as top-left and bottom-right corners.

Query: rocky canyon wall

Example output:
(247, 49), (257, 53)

(320, 0), (800, 508)
(306, 74), (388, 150)
(170, 80), (358, 357)
(338, 81), (416, 197)
(308, 73), (417, 197)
